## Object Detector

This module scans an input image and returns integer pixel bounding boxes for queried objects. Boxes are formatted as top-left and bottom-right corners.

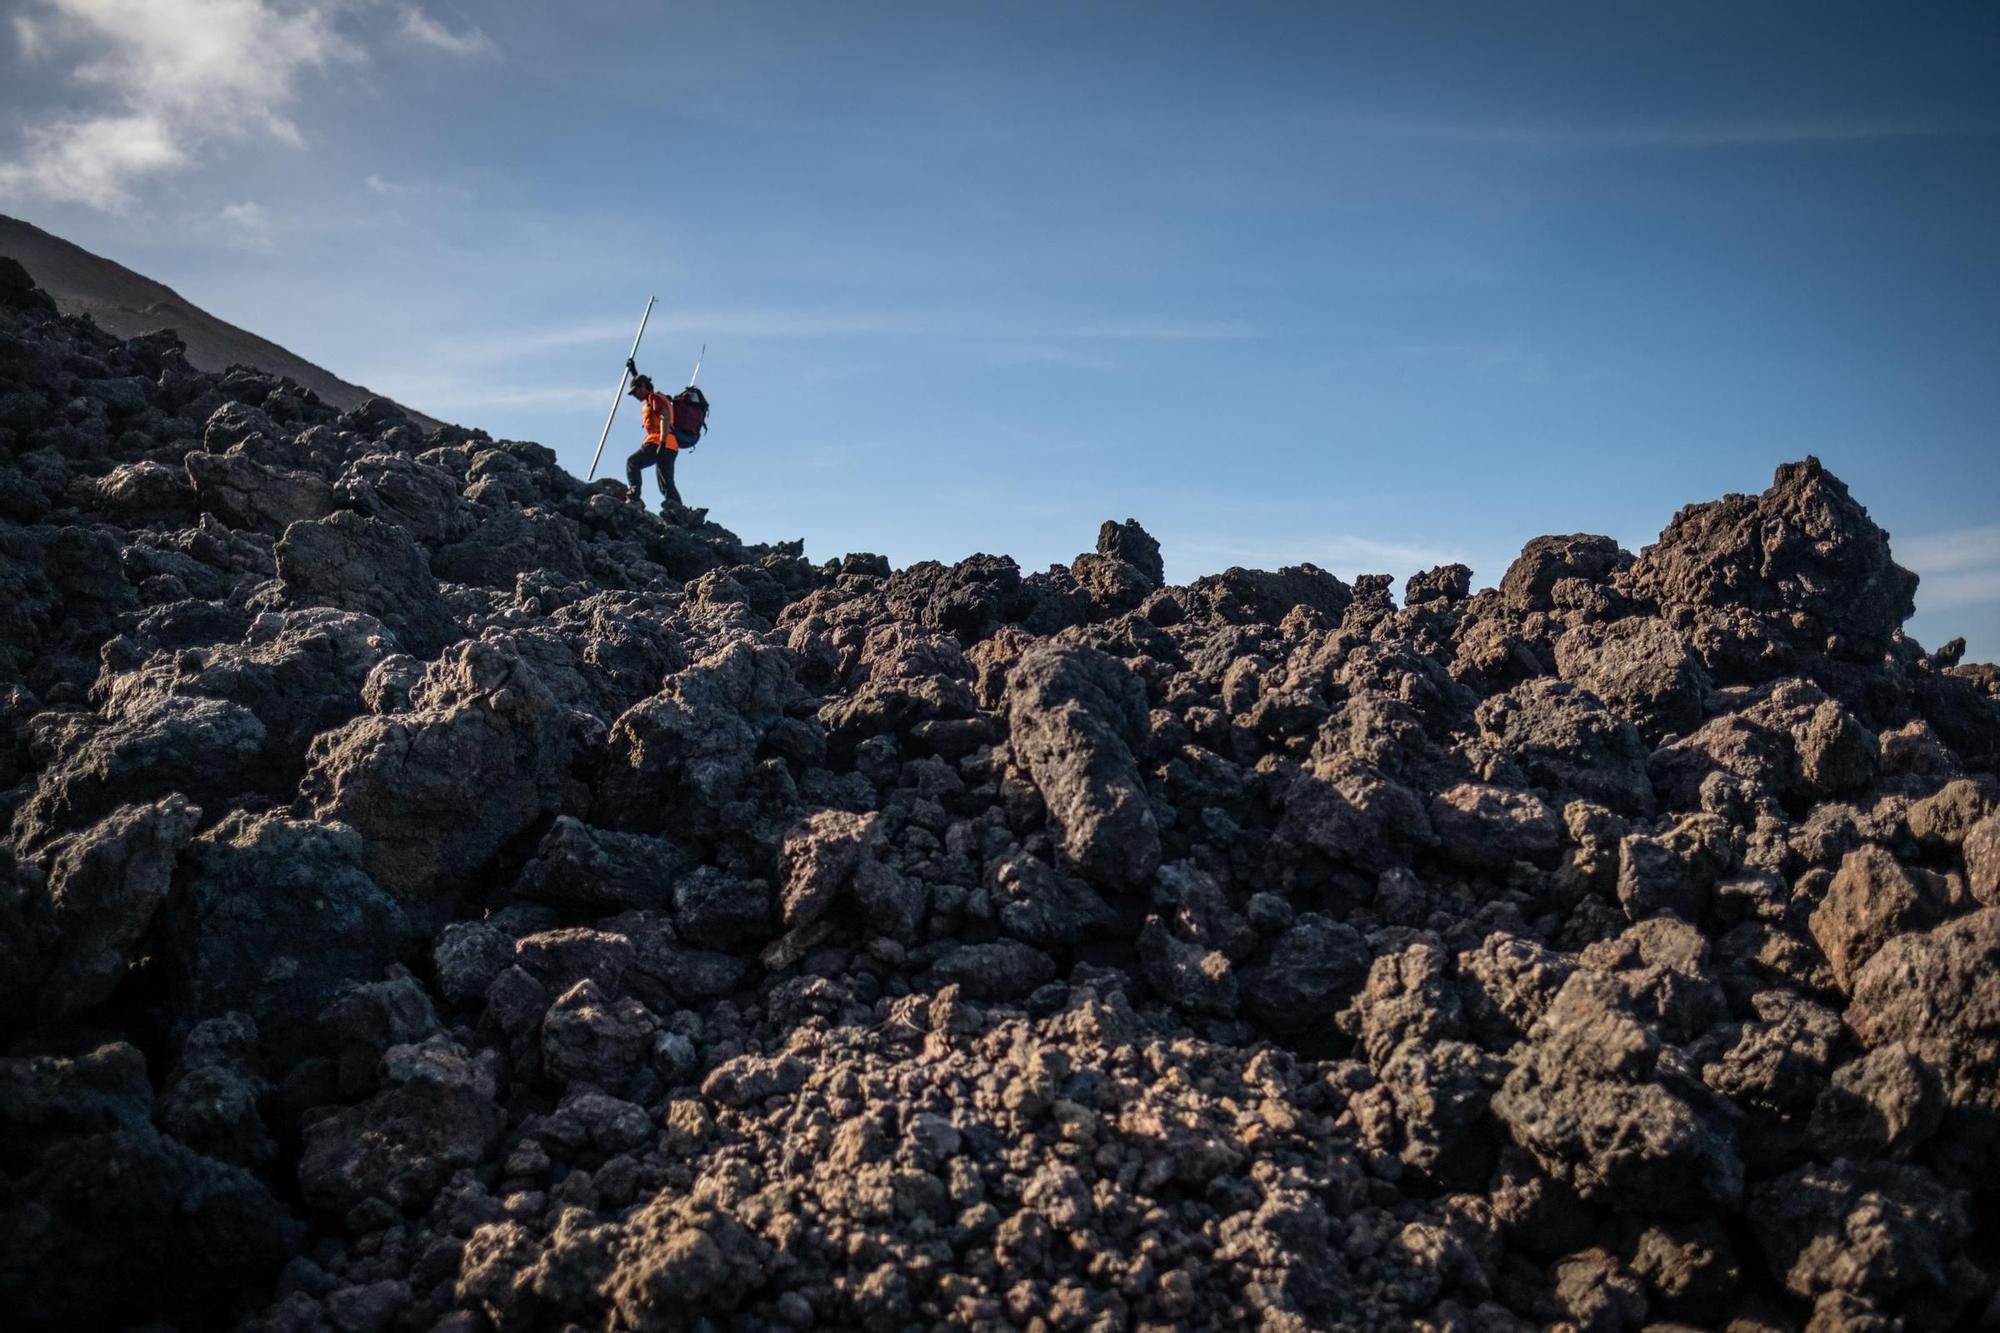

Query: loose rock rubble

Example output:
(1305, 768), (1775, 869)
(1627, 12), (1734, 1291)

(2, 255), (1998, 1331)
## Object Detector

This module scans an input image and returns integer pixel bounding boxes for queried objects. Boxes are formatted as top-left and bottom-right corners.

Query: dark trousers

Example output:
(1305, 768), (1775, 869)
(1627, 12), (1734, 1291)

(626, 442), (680, 505)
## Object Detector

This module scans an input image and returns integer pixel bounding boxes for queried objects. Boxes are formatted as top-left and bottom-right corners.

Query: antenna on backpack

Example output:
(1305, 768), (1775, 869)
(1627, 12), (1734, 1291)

(687, 343), (706, 389)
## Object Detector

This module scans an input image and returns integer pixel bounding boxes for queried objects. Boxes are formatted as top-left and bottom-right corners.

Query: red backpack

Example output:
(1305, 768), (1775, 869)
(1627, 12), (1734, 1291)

(670, 386), (709, 449)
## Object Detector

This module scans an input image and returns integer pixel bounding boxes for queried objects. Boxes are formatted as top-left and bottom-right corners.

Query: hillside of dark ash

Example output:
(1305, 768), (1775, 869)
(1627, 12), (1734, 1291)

(0, 214), (437, 426)
(2, 254), (1998, 1332)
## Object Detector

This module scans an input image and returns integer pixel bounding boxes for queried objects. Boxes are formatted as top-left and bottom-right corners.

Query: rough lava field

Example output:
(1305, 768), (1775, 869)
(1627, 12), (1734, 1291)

(2, 255), (1998, 1332)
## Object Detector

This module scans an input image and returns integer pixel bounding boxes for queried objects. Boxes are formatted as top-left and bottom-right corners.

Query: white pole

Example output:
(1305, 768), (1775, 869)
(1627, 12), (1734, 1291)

(687, 343), (706, 388)
(587, 295), (656, 481)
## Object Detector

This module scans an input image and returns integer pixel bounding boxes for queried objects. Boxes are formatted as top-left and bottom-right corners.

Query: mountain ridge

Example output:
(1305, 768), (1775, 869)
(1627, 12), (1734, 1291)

(0, 213), (439, 428)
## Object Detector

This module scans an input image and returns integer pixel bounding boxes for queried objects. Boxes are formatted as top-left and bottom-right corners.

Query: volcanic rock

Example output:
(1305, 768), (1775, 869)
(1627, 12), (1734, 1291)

(1004, 642), (1160, 888)
(301, 637), (571, 921)
(1501, 533), (1632, 612)
(1, 267), (1997, 1332)
(35, 794), (200, 1021)
(1620, 455), (1918, 667)
(275, 509), (455, 656)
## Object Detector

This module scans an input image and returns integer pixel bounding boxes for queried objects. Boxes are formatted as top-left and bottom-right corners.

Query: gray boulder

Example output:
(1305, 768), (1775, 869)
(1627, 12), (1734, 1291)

(1809, 1043), (1946, 1163)
(1809, 844), (1946, 991)
(1245, 913), (1372, 1034)
(158, 1012), (276, 1168)
(1492, 972), (1743, 1217)
(1004, 642), (1159, 889)
(0, 1042), (299, 1328)
(335, 451), (474, 545)
(1474, 678), (1655, 815)
(274, 509), (455, 657)
(1553, 617), (1710, 741)
(599, 637), (804, 842)
(1501, 533), (1632, 612)
(1749, 1161), (1981, 1324)
(515, 816), (689, 915)
(297, 1035), (500, 1214)
(776, 808), (881, 927)
(11, 694), (262, 852)
(990, 850), (1116, 948)
(542, 978), (659, 1092)
(1619, 457), (1918, 665)
(186, 448), (336, 536)
(1095, 518), (1164, 586)
(96, 606), (397, 766)
(36, 795), (201, 1021)
(931, 941), (1057, 1000)
(1428, 782), (1561, 869)
(1847, 908), (2000, 1176)
(158, 811), (414, 1064)
(301, 638), (571, 921)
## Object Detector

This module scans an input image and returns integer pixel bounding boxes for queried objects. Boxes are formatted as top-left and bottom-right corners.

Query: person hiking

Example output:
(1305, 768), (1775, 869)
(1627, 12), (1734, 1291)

(623, 365), (682, 510)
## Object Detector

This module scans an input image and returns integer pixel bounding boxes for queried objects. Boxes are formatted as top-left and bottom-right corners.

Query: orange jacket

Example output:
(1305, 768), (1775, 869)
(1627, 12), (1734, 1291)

(640, 390), (677, 450)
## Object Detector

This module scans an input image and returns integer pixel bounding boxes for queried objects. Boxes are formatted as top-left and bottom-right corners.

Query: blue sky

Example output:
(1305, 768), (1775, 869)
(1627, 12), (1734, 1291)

(5, 2), (1998, 658)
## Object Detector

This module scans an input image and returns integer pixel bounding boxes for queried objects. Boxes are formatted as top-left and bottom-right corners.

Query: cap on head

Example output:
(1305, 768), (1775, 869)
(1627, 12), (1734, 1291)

(629, 374), (653, 392)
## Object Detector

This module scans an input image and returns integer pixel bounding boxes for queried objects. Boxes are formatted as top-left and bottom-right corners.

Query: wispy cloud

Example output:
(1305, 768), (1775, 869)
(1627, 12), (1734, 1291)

(0, 0), (359, 210)
(443, 307), (1261, 366)
(441, 318), (650, 364)
(360, 376), (605, 414)
(1312, 337), (1616, 390)
(1919, 570), (2000, 612)
(11, 13), (47, 59)
(1899, 524), (2000, 574)
(642, 309), (949, 341)
(1900, 524), (2000, 611)
(1170, 530), (1471, 584)
(217, 199), (275, 251)
(362, 170), (472, 203)
(1362, 114), (2000, 152)
(399, 6), (493, 59)
(1058, 318), (1259, 341)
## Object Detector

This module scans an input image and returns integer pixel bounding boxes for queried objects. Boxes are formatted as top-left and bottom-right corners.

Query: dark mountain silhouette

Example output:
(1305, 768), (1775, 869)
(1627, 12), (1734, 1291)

(0, 213), (437, 427)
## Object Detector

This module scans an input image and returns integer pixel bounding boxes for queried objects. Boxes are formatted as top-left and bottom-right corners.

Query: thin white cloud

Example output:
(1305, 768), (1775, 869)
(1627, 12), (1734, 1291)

(1919, 569), (2000, 611)
(976, 341), (1122, 373)
(1058, 318), (1259, 342)
(362, 376), (605, 413)
(217, 199), (274, 250)
(0, 0), (359, 210)
(1362, 114), (2000, 152)
(450, 318), (647, 360)
(362, 170), (471, 202)
(649, 309), (936, 340)
(12, 14), (48, 59)
(1900, 524), (2000, 611)
(399, 6), (493, 58)
(628, 308), (1260, 346)
(1898, 524), (2000, 575)
(443, 308), (1262, 366)
(1171, 530), (1470, 584)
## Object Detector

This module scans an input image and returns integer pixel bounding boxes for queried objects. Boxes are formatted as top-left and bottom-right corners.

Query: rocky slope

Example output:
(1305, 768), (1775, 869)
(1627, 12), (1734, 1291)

(2, 253), (1998, 1332)
(1, 214), (437, 425)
